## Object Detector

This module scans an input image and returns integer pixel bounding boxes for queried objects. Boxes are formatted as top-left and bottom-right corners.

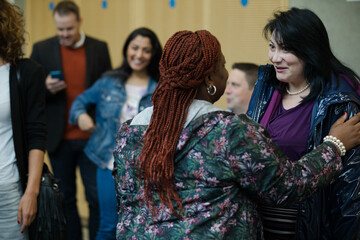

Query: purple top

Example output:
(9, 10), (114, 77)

(267, 100), (315, 162)
(260, 74), (359, 128)
(260, 89), (282, 127)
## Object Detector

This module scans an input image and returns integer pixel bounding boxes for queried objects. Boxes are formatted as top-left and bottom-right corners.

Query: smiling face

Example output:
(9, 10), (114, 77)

(126, 35), (153, 74)
(225, 69), (253, 114)
(54, 12), (81, 47)
(268, 32), (306, 86)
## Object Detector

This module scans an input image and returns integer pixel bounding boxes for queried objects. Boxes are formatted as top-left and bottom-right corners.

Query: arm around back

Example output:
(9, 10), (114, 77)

(228, 114), (343, 206)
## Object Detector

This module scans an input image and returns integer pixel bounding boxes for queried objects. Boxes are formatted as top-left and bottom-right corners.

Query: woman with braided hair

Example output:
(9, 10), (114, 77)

(113, 30), (360, 240)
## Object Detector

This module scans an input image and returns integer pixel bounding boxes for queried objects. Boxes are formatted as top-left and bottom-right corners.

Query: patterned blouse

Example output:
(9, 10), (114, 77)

(113, 108), (342, 240)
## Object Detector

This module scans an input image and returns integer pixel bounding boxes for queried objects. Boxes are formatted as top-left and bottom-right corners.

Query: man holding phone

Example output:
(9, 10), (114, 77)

(30, 1), (111, 240)
(49, 70), (64, 81)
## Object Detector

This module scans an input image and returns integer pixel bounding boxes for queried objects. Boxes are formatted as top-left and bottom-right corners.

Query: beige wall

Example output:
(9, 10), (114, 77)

(289, 0), (360, 76)
(24, 0), (288, 109)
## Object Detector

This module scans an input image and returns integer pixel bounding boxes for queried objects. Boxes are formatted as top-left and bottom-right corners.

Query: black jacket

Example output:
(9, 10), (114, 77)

(10, 59), (47, 191)
(247, 65), (360, 240)
(30, 35), (112, 153)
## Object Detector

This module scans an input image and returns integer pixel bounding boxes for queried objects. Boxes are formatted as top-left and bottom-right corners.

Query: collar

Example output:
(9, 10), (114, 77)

(114, 76), (157, 94)
(60, 30), (86, 48)
(130, 99), (222, 126)
(72, 31), (86, 48)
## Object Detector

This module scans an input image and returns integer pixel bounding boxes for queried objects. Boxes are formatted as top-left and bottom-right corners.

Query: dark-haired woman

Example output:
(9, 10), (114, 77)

(247, 8), (360, 240)
(0, 0), (46, 239)
(69, 27), (162, 240)
(113, 29), (360, 240)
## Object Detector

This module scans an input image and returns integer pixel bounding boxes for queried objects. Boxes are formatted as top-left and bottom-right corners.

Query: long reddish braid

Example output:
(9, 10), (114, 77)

(138, 30), (221, 217)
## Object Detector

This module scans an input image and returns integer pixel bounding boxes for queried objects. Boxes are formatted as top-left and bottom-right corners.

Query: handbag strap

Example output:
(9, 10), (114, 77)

(16, 64), (21, 85)
(14, 64), (26, 142)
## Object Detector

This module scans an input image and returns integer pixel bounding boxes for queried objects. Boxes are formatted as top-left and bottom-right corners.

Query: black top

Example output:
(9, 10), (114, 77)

(10, 59), (47, 191)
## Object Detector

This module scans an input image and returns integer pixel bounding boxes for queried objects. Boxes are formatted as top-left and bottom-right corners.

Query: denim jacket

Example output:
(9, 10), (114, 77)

(247, 65), (360, 240)
(69, 75), (157, 169)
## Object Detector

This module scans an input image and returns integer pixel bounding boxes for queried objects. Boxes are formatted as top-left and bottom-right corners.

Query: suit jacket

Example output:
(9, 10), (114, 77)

(30, 35), (112, 153)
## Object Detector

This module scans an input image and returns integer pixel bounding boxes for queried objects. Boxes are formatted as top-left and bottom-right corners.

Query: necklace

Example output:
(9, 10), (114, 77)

(286, 83), (310, 95)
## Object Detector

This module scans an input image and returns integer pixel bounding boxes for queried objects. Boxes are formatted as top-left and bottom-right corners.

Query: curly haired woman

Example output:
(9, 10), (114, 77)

(0, 1), (46, 239)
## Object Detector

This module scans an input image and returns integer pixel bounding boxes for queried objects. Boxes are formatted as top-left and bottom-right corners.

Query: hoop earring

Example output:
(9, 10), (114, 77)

(207, 85), (217, 96)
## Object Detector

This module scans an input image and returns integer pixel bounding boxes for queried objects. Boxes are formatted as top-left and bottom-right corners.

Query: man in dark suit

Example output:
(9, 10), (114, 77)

(30, 1), (111, 239)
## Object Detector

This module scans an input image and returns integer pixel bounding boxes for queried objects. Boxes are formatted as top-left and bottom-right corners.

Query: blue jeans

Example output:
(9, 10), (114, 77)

(49, 140), (99, 240)
(96, 168), (118, 240)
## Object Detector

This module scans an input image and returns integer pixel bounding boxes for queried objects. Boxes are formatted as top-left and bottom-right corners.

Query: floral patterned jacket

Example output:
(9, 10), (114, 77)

(113, 109), (342, 240)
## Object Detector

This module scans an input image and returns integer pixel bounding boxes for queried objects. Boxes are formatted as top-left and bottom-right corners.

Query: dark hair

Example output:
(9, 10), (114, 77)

(0, 0), (25, 64)
(108, 27), (162, 82)
(53, 1), (80, 20)
(264, 7), (359, 102)
(232, 62), (258, 89)
(138, 30), (221, 217)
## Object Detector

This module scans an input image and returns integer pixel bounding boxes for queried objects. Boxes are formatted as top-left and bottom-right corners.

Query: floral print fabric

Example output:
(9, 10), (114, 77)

(113, 111), (342, 240)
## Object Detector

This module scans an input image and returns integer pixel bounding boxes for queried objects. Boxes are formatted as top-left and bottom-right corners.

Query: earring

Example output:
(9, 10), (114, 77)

(207, 85), (217, 96)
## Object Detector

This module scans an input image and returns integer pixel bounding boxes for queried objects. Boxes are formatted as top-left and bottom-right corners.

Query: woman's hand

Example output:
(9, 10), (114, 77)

(78, 113), (96, 133)
(18, 149), (44, 233)
(17, 192), (38, 233)
(328, 112), (360, 152)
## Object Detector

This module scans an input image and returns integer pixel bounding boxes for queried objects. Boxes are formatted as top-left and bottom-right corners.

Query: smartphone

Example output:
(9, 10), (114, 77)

(49, 70), (64, 81)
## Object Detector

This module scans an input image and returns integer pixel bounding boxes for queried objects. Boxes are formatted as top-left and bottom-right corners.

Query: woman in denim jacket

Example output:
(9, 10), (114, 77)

(69, 27), (162, 240)
(246, 8), (360, 240)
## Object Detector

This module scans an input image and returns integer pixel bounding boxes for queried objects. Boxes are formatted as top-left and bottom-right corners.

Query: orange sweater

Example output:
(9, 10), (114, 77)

(61, 45), (91, 140)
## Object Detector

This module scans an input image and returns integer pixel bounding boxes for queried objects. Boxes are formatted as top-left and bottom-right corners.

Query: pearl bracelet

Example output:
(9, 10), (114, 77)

(323, 135), (346, 156)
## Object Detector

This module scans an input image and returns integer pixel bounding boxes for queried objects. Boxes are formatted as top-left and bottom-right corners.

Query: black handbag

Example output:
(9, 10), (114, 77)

(28, 163), (67, 240)
(15, 64), (67, 240)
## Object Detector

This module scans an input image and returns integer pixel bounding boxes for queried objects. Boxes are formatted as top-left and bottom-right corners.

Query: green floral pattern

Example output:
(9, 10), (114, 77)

(113, 111), (342, 240)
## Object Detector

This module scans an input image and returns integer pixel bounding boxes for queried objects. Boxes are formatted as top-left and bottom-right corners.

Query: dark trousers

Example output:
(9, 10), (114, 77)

(49, 139), (99, 240)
